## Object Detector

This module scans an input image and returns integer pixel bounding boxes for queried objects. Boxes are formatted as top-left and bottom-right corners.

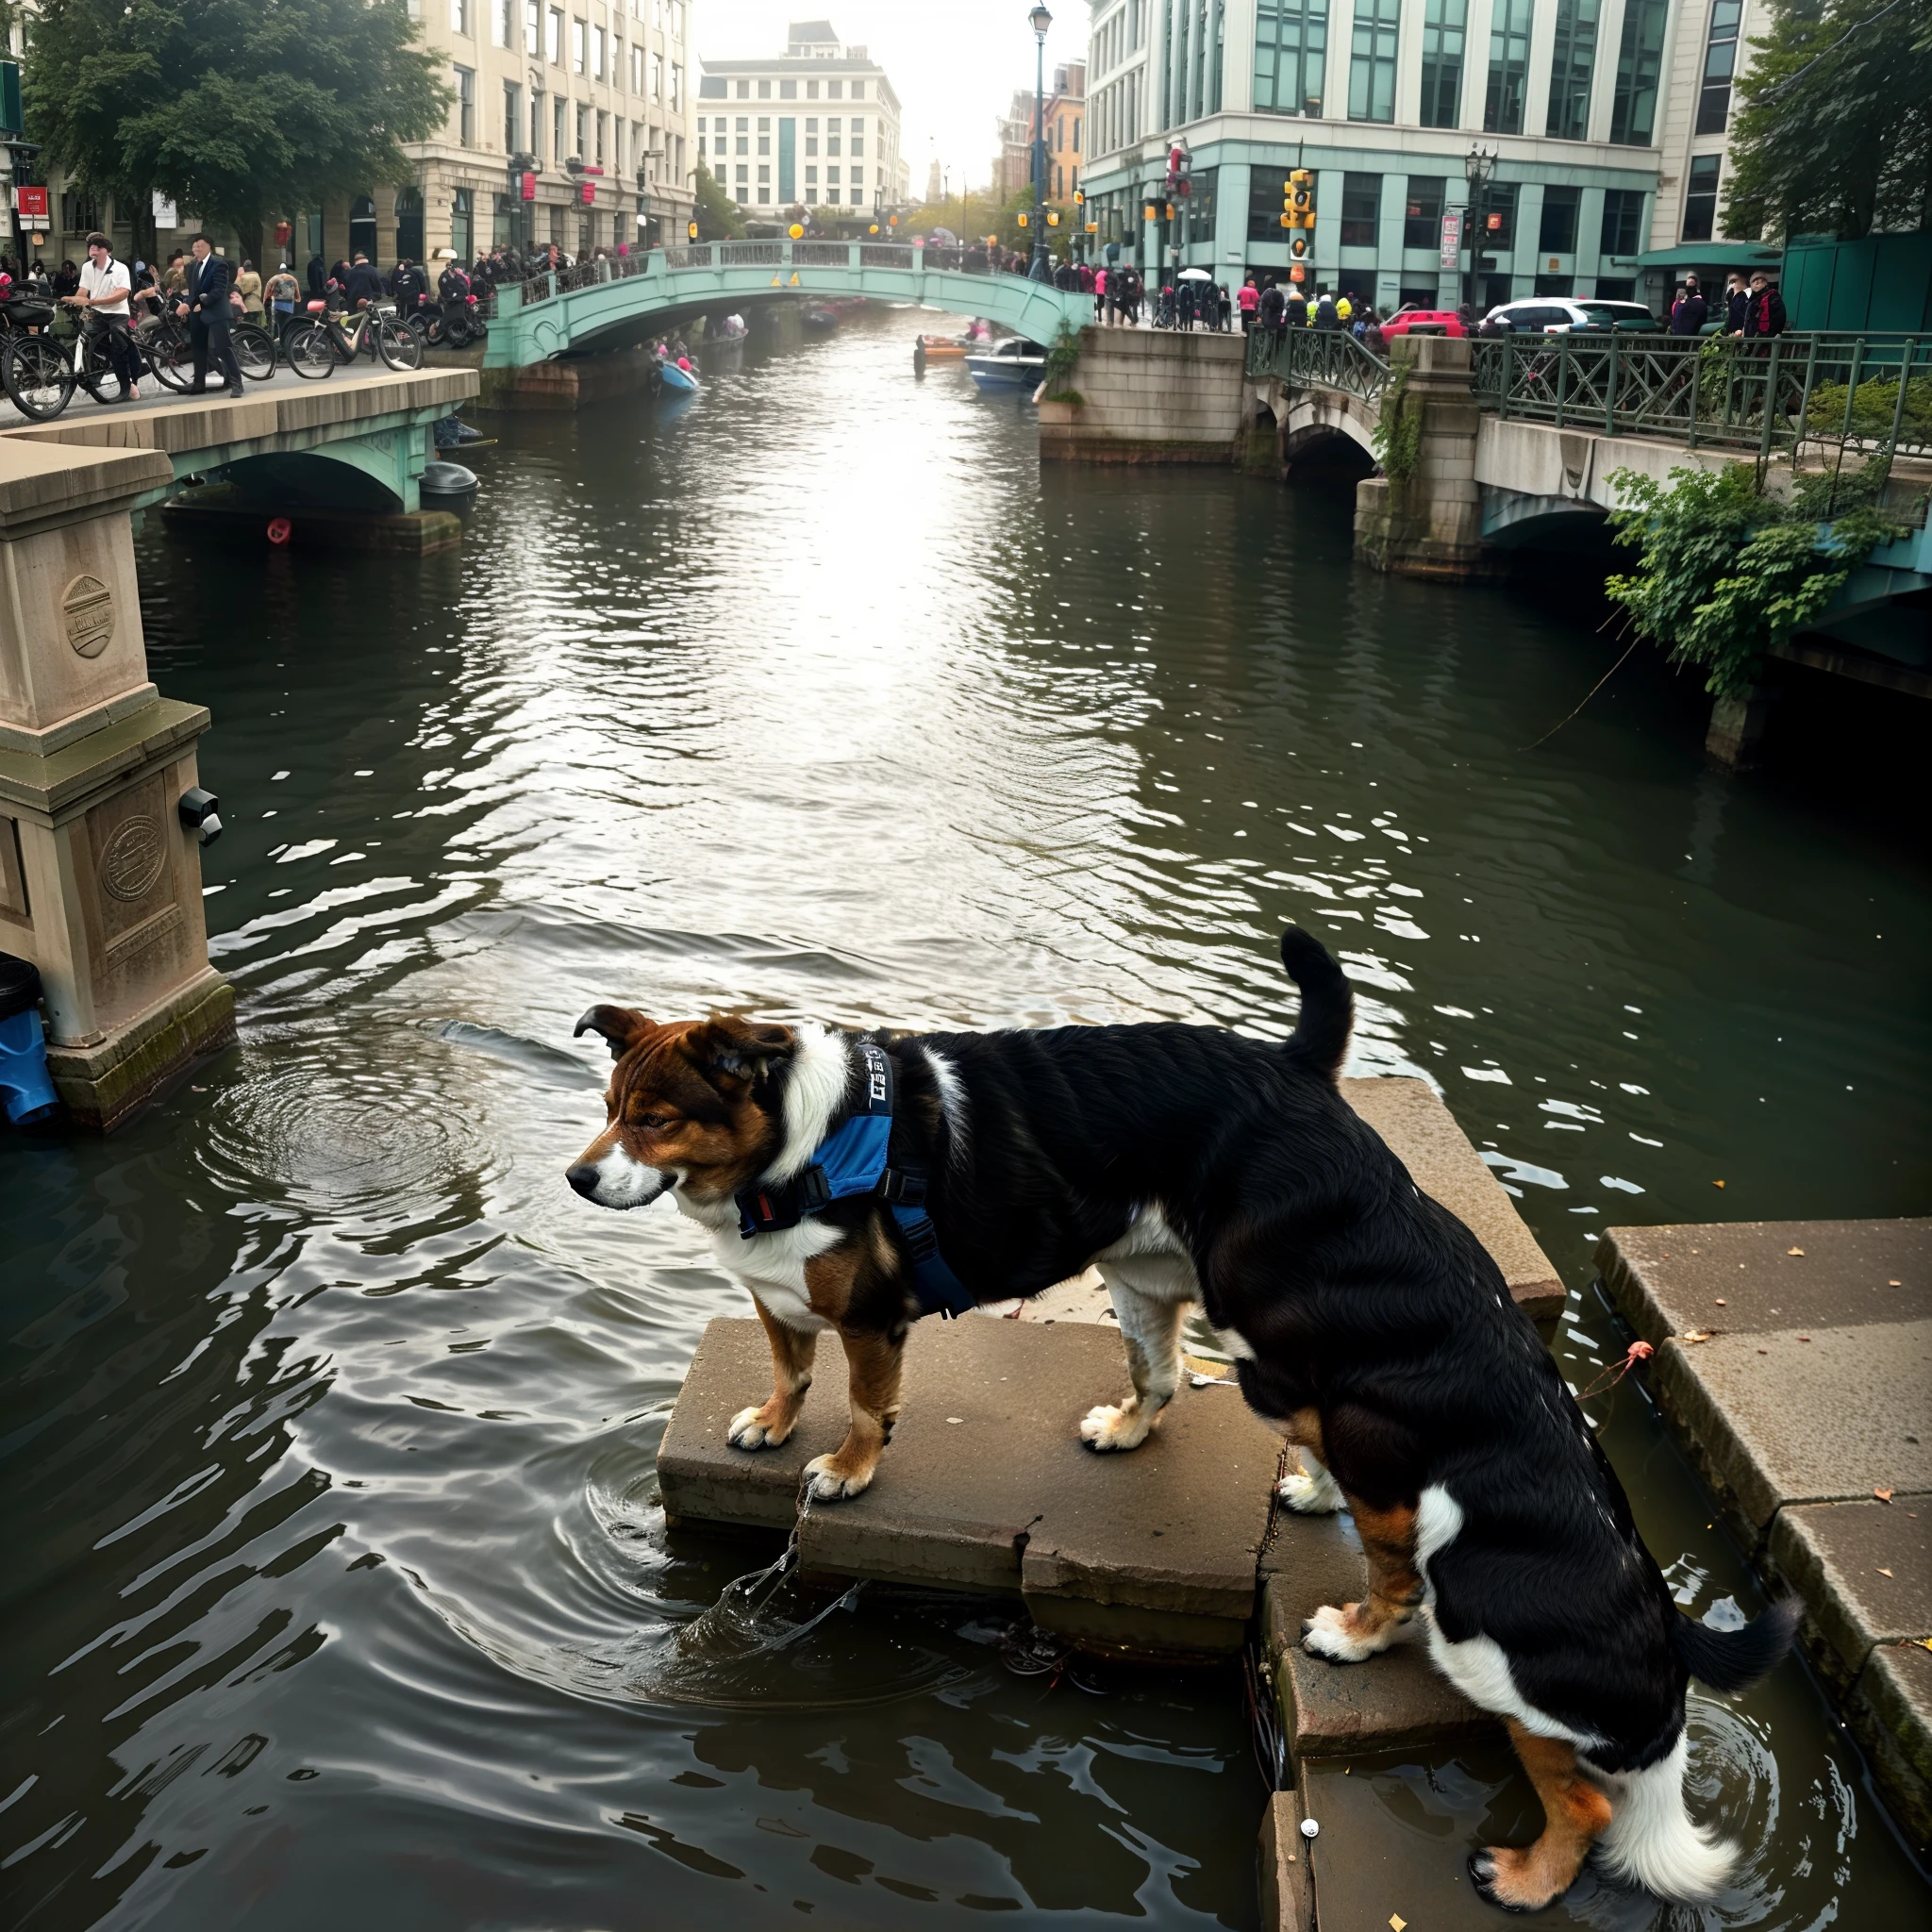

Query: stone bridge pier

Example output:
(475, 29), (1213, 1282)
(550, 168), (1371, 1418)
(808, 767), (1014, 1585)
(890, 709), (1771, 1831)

(0, 441), (234, 1129)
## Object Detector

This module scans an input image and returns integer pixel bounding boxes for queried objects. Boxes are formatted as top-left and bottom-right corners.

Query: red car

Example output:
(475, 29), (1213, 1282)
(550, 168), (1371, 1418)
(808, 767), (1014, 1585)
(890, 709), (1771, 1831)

(1380, 307), (1467, 339)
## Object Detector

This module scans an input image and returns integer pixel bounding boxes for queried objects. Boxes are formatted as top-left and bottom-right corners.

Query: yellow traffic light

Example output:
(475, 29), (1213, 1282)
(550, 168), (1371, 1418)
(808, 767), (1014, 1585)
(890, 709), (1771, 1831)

(1142, 203), (1156, 221)
(687, 220), (698, 240)
(1074, 189), (1085, 206)
(1279, 212), (1291, 228)
(1047, 209), (1059, 226)
(1017, 210), (1029, 226)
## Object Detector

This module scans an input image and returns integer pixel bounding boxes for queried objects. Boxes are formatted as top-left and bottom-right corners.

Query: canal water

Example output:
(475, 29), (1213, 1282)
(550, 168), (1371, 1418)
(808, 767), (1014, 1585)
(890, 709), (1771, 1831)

(5, 306), (1928, 1931)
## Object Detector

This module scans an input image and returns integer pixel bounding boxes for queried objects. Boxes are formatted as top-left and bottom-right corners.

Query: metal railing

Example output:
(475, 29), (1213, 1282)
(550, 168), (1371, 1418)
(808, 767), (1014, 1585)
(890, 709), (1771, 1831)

(1244, 325), (1392, 400)
(1470, 331), (1932, 461)
(859, 243), (918, 269)
(790, 242), (850, 267)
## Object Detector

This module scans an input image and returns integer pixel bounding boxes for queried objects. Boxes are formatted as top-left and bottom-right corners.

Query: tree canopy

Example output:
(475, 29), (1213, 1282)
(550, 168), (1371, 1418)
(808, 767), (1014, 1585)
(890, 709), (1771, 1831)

(22, 0), (447, 257)
(690, 162), (746, 241)
(1724, 0), (1932, 241)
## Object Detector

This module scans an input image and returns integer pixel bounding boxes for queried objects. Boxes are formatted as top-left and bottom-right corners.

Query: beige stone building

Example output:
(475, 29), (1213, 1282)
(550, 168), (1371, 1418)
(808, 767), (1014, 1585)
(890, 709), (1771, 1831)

(395, 0), (698, 264)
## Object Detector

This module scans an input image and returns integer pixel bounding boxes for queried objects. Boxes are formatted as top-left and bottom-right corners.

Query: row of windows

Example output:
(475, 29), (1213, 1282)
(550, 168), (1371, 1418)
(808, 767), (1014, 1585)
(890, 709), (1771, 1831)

(458, 69), (681, 175)
(1092, 0), (1148, 76)
(724, 161), (885, 208)
(454, 0), (684, 50)
(705, 75), (870, 102)
(696, 117), (870, 163)
(1093, 71), (1143, 155)
(1241, 169), (1646, 257)
(1218, 0), (1675, 144)
(450, 2), (681, 106)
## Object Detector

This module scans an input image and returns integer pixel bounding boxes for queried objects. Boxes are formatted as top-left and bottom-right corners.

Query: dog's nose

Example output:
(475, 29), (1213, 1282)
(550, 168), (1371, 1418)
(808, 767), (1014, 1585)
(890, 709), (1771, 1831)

(565, 1161), (602, 1199)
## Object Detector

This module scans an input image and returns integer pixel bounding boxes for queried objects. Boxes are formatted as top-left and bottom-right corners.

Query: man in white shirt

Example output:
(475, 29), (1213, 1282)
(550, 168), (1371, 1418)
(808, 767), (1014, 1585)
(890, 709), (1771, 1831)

(62, 229), (140, 402)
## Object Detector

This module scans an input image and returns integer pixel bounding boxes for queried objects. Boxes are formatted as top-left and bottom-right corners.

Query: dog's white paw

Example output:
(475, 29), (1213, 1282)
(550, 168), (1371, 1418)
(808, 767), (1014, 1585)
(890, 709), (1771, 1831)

(1276, 1466), (1346, 1514)
(1301, 1603), (1380, 1663)
(1079, 1402), (1153, 1452)
(802, 1454), (874, 1503)
(727, 1405), (791, 1450)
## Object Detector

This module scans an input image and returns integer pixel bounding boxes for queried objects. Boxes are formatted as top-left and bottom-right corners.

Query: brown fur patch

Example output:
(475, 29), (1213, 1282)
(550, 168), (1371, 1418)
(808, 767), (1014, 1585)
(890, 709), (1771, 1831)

(1337, 1496), (1423, 1643)
(1476, 1722), (1614, 1910)
(739, 1296), (819, 1446)
(814, 1328), (908, 1485)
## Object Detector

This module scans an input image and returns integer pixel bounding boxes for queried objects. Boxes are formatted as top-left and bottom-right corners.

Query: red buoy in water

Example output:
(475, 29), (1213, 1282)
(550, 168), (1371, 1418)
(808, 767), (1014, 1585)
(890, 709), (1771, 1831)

(267, 518), (292, 546)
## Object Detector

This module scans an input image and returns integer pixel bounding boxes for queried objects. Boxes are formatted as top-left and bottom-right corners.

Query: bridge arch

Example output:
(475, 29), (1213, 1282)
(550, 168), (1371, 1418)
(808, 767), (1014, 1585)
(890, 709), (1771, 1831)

(486, 244), (1086, 368)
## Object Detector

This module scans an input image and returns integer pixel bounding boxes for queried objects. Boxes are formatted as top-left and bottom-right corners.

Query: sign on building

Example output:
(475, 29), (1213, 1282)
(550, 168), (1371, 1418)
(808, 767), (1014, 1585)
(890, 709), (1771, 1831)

(15, 185), (48, 220)
(1439, 209), (1462, 271)
(153, 192), (178, 228)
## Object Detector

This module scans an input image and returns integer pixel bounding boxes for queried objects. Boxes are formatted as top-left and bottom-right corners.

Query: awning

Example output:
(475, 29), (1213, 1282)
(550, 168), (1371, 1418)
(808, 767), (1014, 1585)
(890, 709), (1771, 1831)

(1628, 242), (1783, 270)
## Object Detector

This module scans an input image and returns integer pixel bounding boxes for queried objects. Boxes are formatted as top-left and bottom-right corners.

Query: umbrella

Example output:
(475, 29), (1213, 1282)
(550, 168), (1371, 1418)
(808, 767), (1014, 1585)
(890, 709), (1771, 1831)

(1177, 267), (1213, 280)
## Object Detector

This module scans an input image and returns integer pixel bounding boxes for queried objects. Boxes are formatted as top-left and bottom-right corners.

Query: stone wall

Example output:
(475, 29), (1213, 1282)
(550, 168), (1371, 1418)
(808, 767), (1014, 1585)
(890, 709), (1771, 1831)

(1036, 326), (1246, 464)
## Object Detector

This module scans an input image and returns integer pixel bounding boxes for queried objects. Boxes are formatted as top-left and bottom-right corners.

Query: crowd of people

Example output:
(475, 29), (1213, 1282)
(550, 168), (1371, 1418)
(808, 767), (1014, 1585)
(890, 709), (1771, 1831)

(1666, 270), (1789, 339)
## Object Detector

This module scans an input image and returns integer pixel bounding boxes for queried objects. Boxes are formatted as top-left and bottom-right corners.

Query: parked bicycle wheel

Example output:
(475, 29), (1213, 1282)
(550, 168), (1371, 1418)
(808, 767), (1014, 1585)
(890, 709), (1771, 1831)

(284, 323), (337, 379)
(3, 334), (76, 421)
(232, 323), (277, 380)
(141, 322), (198, 392)
(374, 318), (423, 373)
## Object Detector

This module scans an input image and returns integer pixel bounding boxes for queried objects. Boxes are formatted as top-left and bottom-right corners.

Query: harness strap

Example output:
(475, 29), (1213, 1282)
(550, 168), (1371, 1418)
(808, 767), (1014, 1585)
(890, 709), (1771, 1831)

(733, 1041), (974, 1319)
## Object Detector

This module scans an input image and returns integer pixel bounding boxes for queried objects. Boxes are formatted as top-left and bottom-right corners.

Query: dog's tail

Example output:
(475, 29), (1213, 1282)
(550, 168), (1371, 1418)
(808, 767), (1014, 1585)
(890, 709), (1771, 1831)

(1670, 1594), (1800, 1692)
(1594, 1734), (1738, 1902)
(1280, 927), (1353, 1081)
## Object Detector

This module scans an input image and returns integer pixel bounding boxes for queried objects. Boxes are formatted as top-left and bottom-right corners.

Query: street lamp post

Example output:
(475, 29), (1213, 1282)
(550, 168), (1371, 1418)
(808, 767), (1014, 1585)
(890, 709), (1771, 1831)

(1463, 144), (1495, 317)
(1028, 5), (1052, 281)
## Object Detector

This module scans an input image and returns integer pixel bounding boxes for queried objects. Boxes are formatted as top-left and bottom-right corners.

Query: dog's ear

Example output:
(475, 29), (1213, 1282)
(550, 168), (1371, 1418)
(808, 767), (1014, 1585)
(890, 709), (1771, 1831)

(690, 1014), (795, 1086)
(573, 1005), (652, 1061)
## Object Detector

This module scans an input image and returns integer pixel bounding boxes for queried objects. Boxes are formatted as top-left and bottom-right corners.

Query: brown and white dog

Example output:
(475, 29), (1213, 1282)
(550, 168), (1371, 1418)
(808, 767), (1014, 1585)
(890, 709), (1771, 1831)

(567, 930), (1793, 1912)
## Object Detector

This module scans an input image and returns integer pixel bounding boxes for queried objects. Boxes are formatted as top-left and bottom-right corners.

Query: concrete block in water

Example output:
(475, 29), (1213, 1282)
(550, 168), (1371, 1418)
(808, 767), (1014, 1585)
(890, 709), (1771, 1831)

(1256, 1790), (1314, 1932)
(1769, 1494), (1932, 1693)
(1848, 1641), (1932, 1856)
(658, 1314), (1280, 1655)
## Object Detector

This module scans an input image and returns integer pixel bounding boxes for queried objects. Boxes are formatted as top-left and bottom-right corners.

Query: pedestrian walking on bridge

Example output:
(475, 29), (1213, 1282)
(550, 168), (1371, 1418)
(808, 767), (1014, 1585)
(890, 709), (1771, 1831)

(175, 236), (242, 398)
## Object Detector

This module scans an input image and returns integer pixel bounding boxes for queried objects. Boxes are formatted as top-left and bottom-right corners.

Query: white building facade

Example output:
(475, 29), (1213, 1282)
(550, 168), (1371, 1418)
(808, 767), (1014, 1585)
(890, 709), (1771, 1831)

(696, 21), (905, 220)
(1080, 0), (1774, 314)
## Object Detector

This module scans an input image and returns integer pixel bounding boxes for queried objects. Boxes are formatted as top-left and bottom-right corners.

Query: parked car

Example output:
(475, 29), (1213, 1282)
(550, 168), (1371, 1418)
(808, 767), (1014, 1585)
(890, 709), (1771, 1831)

(1481, 297), (1659, 334)
(1380, 307), (1468, 339)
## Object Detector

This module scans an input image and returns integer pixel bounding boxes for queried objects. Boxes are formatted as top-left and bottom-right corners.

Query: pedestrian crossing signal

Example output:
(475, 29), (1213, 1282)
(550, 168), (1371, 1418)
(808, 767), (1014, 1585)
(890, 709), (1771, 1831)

(1290, 235), (1309, 259)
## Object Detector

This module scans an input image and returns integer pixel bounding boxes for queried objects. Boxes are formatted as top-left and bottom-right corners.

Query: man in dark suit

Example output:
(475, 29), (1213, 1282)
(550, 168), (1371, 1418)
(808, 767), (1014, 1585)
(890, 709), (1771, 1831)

(175, 235), (242, 396)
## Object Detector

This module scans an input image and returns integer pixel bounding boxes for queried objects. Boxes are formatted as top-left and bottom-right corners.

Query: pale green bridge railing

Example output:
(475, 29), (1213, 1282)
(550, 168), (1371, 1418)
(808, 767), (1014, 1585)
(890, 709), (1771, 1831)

(484, 241), (1085, 369)
(1247, 324), (1932, 469)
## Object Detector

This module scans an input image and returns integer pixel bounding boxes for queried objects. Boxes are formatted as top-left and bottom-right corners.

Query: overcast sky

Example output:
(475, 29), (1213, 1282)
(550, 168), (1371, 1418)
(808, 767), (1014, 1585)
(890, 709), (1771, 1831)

(695, 2), (1088, 193)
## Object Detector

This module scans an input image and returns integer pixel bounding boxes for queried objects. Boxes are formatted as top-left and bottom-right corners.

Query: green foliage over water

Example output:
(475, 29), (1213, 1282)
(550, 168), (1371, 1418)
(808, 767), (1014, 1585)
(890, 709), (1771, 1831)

(1605, 456), (1919, 697)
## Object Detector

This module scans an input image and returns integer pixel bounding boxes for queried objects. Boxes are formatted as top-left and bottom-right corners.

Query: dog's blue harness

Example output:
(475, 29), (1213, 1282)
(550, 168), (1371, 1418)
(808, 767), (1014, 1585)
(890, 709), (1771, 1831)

(733, 1041), (975, 1319)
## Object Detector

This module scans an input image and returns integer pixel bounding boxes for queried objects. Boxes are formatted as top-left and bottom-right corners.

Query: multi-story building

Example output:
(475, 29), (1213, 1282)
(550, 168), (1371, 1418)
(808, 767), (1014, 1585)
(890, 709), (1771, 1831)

(6, 2), (697, 270)
(994, 63), (1088, 209)
(696, 20), (904, 220)
(1079, 0), (1776, 314)
(400, 0), (697, 264)
(1044, 61), (1088, 207)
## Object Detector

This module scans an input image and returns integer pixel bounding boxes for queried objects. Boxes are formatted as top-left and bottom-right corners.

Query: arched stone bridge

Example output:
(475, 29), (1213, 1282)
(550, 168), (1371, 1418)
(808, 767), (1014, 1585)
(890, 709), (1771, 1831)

(482, 240), (1086, 369)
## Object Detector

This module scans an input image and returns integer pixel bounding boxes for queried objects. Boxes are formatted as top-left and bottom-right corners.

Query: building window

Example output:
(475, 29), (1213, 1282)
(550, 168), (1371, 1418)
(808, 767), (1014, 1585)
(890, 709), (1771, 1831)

(546, 7), (561, 63)
(61, 190), (99, 234)
(828, 79), (842, 99)
(1696, 0), (1741, 135)
(852, 80), (864, 98)
(631, 45), (642, 92)
(1600, 186), (1644, 256)
(758, 78), (771, 98)
(1254, 0), (1327, 117)
(576, 103), (588, 157)
(504, 80), (521, 153)
(531, 90), (544, 159)
(736, 79), (749, 98)
(1340, 172), (1380, 245)
(826, 132), (839, 155)
(1545, 0), (1599, 140)
(592, 25), (605, 78)
(650, 51), (662, 99)
(452, 187), (475, 260)
(807, 78), (819, 98)
(1404, 175), (1444, 249)
(806, 165), (818, 189)
(781, 78), (797, 98)
(1609, 0), (1668, 144)
(1538, 183), (1579, 251)
(1681, 154), (1721, 241)
(525, 0), (539, 53)
(553, 94), (566, 158)
(450, 0), (470, 34)
(1485, 0), (1531, 135)
(1349, 0), (1399, 122)
(596, 108), (607, 165)
(1418, 0), (1466, 129)
(572, 18), (587, 73)
(493, 0), (511, 46)
(454, 65), (475, 145)
(1479, 180), (1518, 249)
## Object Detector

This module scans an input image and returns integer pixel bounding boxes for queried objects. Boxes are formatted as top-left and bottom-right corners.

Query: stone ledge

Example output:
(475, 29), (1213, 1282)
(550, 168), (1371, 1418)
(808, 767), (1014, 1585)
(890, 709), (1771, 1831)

(47, 968), (235, 1133)
(0, 697), (211, 821)
(1257, 1790), (1314, 1932)
(1846, 1641), (1932, 1857)
(1768, 1494), (1932, 1694)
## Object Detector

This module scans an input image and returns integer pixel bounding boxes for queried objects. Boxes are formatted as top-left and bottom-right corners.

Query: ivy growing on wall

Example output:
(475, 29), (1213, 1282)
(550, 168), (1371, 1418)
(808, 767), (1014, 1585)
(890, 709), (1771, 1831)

(1371, 361), (1421, 485)
(1604, 456), (1918, 698)
(1041, 319), (1084, 405)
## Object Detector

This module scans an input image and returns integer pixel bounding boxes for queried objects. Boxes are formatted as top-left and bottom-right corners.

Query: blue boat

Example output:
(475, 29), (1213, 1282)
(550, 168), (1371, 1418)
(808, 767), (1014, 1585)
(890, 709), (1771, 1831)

(659, 360), (700, 393)
(963, 338), (1046, 393)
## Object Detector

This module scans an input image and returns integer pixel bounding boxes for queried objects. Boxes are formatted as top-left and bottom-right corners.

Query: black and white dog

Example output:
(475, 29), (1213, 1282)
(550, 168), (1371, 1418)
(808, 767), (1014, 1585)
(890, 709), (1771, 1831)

(568, 927), (1792, 1910)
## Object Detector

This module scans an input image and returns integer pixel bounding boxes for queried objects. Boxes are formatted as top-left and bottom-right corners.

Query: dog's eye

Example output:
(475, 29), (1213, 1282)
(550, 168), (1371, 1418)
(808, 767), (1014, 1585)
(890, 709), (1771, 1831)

(634, 1112), (669, 1130)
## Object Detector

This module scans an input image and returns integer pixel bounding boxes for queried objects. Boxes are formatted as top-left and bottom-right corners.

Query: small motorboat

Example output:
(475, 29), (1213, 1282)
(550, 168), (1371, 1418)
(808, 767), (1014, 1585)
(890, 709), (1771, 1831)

(915, 332), (970, 360)
(802, 307), (839, 331)
(963, 338), (1046, 392)
(658, 359), (700, 393)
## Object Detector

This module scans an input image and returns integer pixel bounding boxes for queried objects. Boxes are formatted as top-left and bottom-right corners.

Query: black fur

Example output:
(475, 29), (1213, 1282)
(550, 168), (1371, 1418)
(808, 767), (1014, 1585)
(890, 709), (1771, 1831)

(780, 926), (1791, 1772)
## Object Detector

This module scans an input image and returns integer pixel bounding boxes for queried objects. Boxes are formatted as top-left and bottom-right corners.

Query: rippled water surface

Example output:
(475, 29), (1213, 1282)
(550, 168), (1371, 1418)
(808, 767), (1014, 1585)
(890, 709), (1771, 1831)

(6, 307), (1928, 1930)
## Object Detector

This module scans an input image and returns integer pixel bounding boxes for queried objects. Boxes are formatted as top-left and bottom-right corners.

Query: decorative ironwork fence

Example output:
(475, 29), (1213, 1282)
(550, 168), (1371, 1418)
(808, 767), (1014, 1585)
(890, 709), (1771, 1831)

(1244, 326), (1392, 400)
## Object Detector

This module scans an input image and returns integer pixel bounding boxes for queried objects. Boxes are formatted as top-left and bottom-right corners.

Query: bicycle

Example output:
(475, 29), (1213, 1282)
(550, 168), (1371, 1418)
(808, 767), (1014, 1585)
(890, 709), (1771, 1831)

(283, 298), (422, 378)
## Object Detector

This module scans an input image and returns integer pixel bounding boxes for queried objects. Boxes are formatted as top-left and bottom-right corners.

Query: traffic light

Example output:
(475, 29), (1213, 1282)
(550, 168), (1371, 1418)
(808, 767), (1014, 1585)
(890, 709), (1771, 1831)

(1289, 235), (1310, 260)
(1074, 189), (1085, 208)
(1017, 210), (1029, 227)
(1047, 209), (1059, 226)
(687, 219), (699, 241)
(1285, 169), (1315, 228)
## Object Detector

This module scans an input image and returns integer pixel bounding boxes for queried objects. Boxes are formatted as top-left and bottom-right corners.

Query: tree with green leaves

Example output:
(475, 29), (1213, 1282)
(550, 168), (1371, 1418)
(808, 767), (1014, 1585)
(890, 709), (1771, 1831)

(690, 161), (745, 242)
(22, 0), (447, 265)
(1724, 0), (1932, 241)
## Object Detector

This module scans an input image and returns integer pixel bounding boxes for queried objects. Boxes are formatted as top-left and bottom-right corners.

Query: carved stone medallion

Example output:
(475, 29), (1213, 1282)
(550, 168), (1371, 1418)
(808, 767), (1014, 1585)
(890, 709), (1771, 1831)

(63, 574), (116, 658)
(100, 813), (167, 903)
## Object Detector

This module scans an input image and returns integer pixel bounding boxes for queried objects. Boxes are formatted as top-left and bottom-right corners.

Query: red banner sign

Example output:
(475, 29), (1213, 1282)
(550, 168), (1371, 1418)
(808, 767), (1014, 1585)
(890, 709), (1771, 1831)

(579, 181), (593, 206)
(15, 185), (47, 219)
(522, 171), (537, 201)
